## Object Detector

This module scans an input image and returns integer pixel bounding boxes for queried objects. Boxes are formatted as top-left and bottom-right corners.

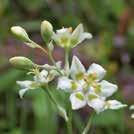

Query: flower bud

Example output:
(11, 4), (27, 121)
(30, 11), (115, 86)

(9, 56), (34, 70)
(57, 105), (68, 122)
(11, 26), (30, 42)
(41, 20), (53, 43)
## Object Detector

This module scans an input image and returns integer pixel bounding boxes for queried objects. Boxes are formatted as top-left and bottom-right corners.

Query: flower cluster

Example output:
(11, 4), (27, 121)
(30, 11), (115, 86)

(9, 20), (127, 114)
(58, 56), (127, 113)
(17, 68), (59, 98)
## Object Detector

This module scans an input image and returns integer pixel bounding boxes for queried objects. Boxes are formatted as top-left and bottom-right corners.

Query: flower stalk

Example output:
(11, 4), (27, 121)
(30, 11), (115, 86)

(45, 85), (68, 121)
(67, 103), (73, 134)
(64, 48), (70, 76)
(82, 113), (94, 134)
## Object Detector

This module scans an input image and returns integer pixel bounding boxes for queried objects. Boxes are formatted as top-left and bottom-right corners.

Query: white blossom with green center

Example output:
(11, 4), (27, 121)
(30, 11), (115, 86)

(58, 56), (127, 113)
(17, 69), (58, 98)
(52, 24), (92, 48)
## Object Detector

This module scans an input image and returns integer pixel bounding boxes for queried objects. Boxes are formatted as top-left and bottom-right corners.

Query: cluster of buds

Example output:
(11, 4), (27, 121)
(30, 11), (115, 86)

(9, 20), (127, 116)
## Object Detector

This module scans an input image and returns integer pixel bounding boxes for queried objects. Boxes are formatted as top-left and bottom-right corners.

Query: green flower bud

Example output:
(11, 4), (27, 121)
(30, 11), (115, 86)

(41, 20), (53, 43)
(11, 26), (30, 42)
(9, 56), (34, 70)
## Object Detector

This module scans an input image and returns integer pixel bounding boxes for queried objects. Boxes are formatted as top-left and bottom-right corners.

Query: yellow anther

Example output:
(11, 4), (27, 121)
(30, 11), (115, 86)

(68, 27), (73, 33)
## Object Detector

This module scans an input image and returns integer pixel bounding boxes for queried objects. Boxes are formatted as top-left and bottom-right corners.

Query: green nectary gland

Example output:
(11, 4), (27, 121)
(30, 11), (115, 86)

(76, 72), (84, 80)
(71, 81), (78, 90)
(60, 36), (70, 47)
(30, 82), (41, 89)
(88, 94), (97, 101)
(75, 93), (84, 100)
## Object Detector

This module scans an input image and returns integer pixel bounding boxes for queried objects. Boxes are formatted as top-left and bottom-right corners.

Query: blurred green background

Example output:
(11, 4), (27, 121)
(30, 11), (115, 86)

(0, 0), (134, 134)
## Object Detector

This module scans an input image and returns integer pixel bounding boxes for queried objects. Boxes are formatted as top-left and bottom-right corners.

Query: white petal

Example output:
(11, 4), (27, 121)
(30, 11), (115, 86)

(16, 80), (33, 88)
(58, 77), (82, 92)
(52, 30), (71, 47)
(99, 80), (118, 97)
(79, 32), (92, 43)
(70, 56), (86, 80)
(88, 98), (105, 113)
(129, 105), (134, 110)
(19, 88), (29, 98)
(57, 105), (68, 121)
(57, 77), (72, 92)
(70, 92), (86, 110)
(86, 92), (105, 113)
(40, 70), (48, 77)
(48, 70), (58, 81)
(56, 28), (69, 34)
(72, 24), (84, 39)
(56, 61), (62, 69)
(87, 63), (106, 81)
(106, 100), (127, 110)
(131, 113), (134, 119)
(34, 70), (48, 83)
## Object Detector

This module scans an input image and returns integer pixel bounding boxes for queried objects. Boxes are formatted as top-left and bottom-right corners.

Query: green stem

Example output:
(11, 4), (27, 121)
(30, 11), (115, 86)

(30, 40), (48, 55)
(45, 85), (58, 106)
(31, 40), (63, 75)
(44, 85), (69, 122)
(64, 48), (70, 76)
(48, 48), (63, 75)
(82, 113), (94, 134)
(67, 103), (73, 134)
(48, 49), (56, 65)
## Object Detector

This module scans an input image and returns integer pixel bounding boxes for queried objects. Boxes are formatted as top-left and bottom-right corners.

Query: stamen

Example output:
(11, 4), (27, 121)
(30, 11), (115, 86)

(68, 27), (73, 33)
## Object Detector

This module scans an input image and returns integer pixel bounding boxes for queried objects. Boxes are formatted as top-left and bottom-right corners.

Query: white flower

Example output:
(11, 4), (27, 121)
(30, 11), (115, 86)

(17, 80), (39, 98)
(52, 24), (92, 48)
(105, 100), (127, 110)
(58, 56), (126, 113)
(34, 69), (58, 83)
(17, 68), (58, 98)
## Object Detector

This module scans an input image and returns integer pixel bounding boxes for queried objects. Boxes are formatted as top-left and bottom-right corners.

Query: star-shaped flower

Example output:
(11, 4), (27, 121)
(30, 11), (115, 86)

(17, 80), (40, 98)
(58, 56), (127, 113)
(52, 24), (92, 48)
(17, 69), (58, 98)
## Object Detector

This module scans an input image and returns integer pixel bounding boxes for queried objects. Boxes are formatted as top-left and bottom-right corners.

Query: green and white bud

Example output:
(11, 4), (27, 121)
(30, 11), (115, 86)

(11, 26), (30, 42)
(41, 20), (53, 43)
(9, 56), (34, 70)
(57, 105), (68, 122)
